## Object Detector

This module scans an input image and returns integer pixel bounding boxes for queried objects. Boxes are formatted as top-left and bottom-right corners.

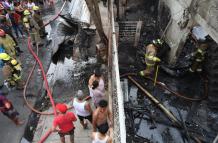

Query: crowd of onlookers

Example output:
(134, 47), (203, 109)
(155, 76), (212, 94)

(0, 0), (49, 90)
(0, 0), (47, 127)
(52, 69), (112, 143)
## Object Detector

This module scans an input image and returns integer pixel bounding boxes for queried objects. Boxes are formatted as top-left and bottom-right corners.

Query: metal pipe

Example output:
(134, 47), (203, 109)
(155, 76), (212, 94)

(128, 76), (181, 127)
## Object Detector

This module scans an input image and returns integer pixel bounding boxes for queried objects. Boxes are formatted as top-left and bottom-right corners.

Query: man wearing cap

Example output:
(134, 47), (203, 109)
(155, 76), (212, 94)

(73, 90), (93, 129)
(52, 103), (77, 143)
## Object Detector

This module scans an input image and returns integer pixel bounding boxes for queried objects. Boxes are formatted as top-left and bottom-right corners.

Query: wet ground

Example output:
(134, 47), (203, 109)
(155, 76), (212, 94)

(30, 1), (109, 143)
(0, 11), (52, 143)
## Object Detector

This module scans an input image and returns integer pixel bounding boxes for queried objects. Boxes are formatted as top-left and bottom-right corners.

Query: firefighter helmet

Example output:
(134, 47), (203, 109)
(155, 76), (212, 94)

(11, 59), (18, 65)
(0, 53), (10, 61)
(32, 6), (40, 11)
(0, 29), (6, 37)
(152, 39), (163, 47)
(24, 10), (31, 15)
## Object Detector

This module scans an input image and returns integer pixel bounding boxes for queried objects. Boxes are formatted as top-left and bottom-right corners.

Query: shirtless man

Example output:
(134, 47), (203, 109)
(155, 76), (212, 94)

(92, 99), (112, 132)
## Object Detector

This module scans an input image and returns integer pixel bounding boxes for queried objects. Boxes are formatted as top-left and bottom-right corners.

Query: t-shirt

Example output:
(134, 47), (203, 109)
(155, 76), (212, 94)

(0, 95), (11, 112)
(53, 112), (77, 133)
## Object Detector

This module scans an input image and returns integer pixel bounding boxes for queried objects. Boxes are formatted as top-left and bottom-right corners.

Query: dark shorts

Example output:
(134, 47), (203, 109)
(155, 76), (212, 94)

(97, 122), (109, 130)
(77, 114), (92, 123)
(58, 129), (74, 137)
(2, 108), (19, 119)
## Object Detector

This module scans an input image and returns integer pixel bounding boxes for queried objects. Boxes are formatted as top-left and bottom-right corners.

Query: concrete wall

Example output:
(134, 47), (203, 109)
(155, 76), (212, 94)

(161, 0), (218, 63)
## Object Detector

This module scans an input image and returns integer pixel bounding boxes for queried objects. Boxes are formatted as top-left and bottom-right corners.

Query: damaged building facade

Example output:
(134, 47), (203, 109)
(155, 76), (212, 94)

(159, 0), (218, 63)
(114, 0), (218, 142)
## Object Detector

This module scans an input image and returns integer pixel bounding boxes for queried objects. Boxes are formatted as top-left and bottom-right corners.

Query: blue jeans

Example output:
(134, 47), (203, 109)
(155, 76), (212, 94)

(12, 24), (23, 38)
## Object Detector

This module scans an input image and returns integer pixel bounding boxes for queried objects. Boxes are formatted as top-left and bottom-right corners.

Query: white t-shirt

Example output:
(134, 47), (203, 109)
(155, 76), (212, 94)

(92, 133), (109, 143)
(27, 2), (35, 9)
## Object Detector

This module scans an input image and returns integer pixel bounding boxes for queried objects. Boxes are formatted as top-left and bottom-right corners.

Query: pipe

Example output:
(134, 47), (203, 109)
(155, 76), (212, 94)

(42, 0), (67, 27)
(127, 76), (181, 127)
(121, 73), (208, 101)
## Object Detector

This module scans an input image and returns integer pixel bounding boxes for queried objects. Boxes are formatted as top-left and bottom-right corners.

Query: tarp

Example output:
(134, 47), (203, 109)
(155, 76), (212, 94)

(192, 26), (208, 41)
(68, 0), (90, 24)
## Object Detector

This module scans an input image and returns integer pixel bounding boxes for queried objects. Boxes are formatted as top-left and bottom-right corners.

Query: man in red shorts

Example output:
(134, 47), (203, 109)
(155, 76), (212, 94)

(52, 103), (77, 143)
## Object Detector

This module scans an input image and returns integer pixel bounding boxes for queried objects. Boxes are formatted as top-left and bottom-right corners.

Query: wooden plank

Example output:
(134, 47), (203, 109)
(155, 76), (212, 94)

(85, 0), (108, 44)
(134, 21), (143, 47)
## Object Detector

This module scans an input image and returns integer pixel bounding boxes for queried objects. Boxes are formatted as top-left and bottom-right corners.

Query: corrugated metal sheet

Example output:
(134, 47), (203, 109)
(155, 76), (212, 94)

(68, 0), (90, 24)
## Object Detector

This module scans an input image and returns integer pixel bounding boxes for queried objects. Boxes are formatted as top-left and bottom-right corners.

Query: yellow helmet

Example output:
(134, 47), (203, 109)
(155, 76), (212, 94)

(11, 59), (18, 65)
(0, 53), (10, 61)
(24, 10), (31, 16)
(32, 6), (40, 11)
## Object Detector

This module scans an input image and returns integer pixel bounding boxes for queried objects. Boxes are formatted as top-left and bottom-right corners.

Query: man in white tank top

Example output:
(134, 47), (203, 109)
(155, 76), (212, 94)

(73, 90), (93, 129)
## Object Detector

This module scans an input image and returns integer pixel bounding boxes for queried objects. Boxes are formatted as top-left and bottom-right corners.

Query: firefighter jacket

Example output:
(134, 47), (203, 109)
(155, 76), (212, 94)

(192, 44), (207, 62)
(32, 13), (44, 27)
(145, 44), (160, 67)
(23, 15), (40, 32)
(0, 34), (16, 57)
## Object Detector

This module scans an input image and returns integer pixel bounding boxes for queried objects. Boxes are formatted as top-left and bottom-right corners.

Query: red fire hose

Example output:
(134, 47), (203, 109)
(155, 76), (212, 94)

(27, 37), (57, 116)
(26, 37), (56, 143)
(38, 129), (53, 143)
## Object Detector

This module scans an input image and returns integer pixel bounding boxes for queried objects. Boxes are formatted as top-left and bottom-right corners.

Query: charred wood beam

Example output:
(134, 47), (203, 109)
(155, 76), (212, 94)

(85, 0), (108, 45)
(127, 76), (181, 127)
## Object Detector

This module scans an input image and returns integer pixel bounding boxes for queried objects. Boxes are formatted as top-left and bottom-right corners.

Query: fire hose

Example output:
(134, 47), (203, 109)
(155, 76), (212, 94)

(26, 37), (57, 116)
(25, 37), (57, 143)
(24, 37), (91, 142)
(23, 0), (67, 115)
(21, 1), (71, 142)
(121, 73), (208, 101)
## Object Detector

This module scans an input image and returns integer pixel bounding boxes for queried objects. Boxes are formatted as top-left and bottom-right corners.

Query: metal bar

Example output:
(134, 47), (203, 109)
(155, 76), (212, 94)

(134, 21), (142, 47)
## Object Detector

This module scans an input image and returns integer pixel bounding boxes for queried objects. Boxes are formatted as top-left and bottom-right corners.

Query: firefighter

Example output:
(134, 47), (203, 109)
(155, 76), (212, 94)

(0, 29), (17, 58)
(189, 43), (208, 73)
(23, 9), (42, 45)
(139, 39), (163, 76)
(0, 53), (23, 89)
(32, 6), (47, 38)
